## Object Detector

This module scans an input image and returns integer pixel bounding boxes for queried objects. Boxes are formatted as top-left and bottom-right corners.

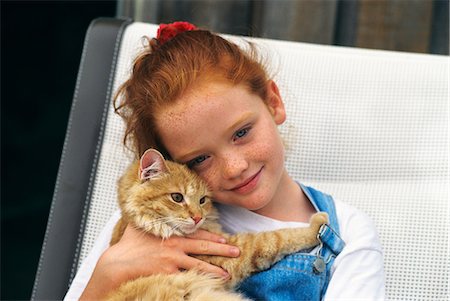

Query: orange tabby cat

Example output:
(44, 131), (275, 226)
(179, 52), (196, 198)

(107, 149), (328, 301)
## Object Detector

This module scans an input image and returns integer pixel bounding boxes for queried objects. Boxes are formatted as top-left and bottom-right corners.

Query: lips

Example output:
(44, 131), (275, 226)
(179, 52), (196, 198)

(230, 167), (263, 194)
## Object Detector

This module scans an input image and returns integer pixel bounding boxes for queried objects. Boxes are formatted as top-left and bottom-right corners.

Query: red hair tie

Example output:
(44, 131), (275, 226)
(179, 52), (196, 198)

(156, 21), (197, 46)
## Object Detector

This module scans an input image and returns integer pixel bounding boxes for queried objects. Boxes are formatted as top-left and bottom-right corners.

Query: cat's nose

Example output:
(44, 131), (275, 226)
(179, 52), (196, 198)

(192, 216), (202, 225)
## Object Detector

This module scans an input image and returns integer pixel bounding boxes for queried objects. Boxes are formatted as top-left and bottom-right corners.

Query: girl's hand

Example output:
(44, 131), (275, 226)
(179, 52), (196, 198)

(79, 225), (240, 300)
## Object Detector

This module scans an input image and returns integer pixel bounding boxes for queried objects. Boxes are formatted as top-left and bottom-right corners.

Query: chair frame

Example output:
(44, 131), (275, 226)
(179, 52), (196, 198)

(31, 18), (132, 300)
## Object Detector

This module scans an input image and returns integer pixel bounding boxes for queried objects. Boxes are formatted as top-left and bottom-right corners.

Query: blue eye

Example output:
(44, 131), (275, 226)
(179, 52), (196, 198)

(234, 127), (251, 140)
(187, 155), (209, 168)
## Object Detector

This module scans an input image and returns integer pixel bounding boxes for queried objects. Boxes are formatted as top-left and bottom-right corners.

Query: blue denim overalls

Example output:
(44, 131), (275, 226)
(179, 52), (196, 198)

(237, 184), (346, 301)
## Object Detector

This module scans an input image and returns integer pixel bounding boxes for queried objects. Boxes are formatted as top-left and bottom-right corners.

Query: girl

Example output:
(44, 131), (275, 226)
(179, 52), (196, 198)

(66, 22), (385, 300)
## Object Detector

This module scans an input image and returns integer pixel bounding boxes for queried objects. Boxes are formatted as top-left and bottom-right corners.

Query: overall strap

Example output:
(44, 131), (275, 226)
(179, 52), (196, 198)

(300, 184), (346, 299)
(301, 184), (341, 234)
(318, 224), (346, 257)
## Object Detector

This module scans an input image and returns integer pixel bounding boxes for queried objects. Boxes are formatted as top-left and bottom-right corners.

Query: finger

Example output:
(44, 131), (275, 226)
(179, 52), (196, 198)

(178, 238), (240, 257)
(178, 256), (230, 279)
(186, 229), (227, 243)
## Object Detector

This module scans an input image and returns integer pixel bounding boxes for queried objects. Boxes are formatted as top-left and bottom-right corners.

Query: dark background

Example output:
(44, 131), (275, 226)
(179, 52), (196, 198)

(2, 1), (117, 299)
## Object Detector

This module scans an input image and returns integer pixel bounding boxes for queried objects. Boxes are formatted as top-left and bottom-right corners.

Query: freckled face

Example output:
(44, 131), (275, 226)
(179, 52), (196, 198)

(155, 81), (290, 213)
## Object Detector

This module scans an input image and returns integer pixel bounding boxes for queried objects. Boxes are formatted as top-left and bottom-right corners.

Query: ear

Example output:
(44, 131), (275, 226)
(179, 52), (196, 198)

(139, 149), (168, 181)
(266, 80), (286, 125)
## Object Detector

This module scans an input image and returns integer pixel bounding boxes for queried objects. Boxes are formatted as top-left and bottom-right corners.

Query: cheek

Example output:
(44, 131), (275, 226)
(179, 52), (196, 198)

(202, 201), (214, 213)
(253, 127), (285, 161)
(196, 167), (220, 192)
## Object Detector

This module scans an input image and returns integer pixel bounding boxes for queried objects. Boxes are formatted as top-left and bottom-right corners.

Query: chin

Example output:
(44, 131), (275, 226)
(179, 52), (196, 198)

(237, 199), (269, 212)
(241, 192), (272, 211)
(179, 223), (203, 236)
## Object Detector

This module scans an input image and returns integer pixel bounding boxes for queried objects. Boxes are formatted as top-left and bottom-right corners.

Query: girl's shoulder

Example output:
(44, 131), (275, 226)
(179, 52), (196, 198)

(334, 198), (382, 252)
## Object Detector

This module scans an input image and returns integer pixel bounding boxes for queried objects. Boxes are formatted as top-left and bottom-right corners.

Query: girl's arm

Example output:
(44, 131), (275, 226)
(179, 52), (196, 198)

(325, 247), (385, 300)
(80, 226), (238, 300)
(65, 212), (239, 301)
(324, 204), (386, 300)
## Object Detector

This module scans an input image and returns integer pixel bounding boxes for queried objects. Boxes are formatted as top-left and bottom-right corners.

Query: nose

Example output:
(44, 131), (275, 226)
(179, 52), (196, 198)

(221, 153), (248, 180)
(192, 216), (202, 225)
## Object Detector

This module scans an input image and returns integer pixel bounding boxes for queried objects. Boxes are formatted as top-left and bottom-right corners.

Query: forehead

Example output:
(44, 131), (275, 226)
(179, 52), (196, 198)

(155, 82), (262, 158)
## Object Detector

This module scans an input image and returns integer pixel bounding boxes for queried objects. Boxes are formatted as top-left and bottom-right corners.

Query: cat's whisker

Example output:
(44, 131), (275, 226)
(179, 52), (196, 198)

(142, 216), (175, 226)
(135, 216), (176, 234)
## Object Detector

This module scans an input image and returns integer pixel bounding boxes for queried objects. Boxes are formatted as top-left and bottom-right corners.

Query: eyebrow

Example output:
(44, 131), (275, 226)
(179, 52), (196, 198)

(226, 111), (254, 133)
(174, 150), (199, 164)
(174, 111), (255, 163)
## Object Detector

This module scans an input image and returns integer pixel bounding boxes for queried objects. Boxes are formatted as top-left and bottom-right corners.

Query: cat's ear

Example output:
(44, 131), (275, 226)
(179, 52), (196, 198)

(139, 149), (168, 181)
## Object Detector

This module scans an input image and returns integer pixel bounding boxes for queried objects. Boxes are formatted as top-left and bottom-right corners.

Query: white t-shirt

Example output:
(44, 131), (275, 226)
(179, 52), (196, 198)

(65, 198), (385, 300)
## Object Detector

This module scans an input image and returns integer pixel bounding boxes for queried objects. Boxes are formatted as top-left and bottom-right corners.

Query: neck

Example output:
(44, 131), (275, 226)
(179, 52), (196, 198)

(253, 170), (316, 223)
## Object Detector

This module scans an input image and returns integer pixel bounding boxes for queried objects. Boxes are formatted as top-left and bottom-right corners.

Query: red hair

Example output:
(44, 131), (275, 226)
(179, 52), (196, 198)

(114, 29), (270, 159)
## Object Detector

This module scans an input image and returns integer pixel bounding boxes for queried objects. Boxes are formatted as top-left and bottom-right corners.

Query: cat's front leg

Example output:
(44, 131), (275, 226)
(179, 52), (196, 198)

(201, 212), (328, 288)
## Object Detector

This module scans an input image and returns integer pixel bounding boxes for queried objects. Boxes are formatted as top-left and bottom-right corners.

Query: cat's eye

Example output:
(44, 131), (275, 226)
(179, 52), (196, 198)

(171, 193), (184, 203)
(199, 197), (206, 205)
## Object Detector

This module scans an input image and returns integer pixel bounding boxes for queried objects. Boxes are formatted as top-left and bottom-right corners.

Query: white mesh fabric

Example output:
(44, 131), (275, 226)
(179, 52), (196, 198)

(79, 22), (449, 300)
(77, 23), (159, 265)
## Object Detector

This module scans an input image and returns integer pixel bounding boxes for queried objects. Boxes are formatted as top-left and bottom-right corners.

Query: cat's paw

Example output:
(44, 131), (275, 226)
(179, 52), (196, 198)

(309, 212), (329, 232)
